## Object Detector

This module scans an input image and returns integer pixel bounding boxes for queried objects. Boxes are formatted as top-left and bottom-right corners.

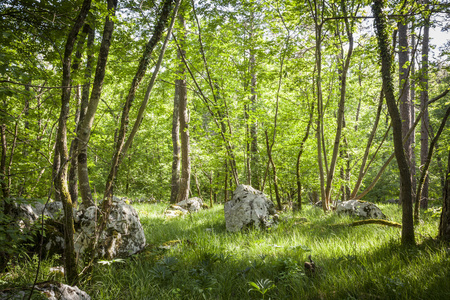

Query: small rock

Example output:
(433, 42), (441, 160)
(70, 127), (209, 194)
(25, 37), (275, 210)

(335, 200), (386, 219)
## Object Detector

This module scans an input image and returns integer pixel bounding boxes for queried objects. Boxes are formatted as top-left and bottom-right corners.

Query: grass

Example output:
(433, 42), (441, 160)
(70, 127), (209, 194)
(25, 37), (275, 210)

(2, 202), (449, 299)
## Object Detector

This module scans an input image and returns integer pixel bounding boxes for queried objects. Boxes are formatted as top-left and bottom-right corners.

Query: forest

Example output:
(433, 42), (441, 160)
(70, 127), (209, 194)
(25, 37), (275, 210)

(1, 0), (450, 299)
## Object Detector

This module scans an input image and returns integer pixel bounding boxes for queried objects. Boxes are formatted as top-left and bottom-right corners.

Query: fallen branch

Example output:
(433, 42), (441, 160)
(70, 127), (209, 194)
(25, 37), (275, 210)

(349, 219), (401, 228)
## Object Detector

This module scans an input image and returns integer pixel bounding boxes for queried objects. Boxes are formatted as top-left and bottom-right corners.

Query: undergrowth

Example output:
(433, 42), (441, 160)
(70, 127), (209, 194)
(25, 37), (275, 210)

(2, 203), (449, 299)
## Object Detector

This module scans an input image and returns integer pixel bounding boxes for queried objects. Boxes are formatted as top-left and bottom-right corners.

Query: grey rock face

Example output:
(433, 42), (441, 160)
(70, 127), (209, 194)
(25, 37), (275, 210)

(335, 200), (386, 219)
(12, 197), (146, 259)
(75, 197), (146, 259)
(224, 185), (278, 232)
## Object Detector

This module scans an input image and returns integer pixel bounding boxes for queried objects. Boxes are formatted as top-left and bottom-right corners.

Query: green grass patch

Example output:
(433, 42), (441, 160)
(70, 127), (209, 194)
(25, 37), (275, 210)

(2, 203), (449, 299)
(85, 203), (450, 299)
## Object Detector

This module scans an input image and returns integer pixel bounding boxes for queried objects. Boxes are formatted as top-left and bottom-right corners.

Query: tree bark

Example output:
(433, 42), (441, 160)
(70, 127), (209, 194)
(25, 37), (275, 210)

(175, 11), (190, 203)
(77, 0), (117, 209)
(170, 51), (181, 203)
(350, 90), (384, 198)
(438, 148), (450, 241)
(420, 1), (430, 209)
(372, 0), (415, 245)
(296, 102), (313, 211)
(55, 0), (91, 285)
(325, 4), (353, 206)
(398, 10), (414, 204)
(415, 105), (450, 222)
(104, 0), (175, 202)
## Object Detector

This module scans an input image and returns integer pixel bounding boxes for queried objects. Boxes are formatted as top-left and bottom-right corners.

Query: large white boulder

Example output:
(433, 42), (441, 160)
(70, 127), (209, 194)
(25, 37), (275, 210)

(224, 185), (278, 232)
(75, 197), (146, 259)
(335, 200), (386, 219)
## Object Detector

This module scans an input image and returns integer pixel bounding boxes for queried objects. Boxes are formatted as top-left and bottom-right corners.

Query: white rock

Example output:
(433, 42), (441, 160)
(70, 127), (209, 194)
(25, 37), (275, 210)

(335, 200), (386, 219)
(224, 185), (277, 232)
(75, 199), (146, 258)
(176, 197), (203, 212)
(0, 283), (90, 300)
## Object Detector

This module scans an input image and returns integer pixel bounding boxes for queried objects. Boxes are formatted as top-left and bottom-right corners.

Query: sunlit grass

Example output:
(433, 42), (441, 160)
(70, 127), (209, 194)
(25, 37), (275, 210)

(1, 202), (448, 299)
(83, 202), (449, 299)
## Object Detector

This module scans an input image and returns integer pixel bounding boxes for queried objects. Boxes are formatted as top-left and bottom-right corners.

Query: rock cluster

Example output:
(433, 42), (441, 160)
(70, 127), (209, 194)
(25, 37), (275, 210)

(11, 197), (146, 259)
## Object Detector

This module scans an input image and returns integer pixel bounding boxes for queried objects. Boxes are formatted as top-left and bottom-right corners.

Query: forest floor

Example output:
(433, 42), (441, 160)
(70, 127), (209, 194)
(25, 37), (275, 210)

(3, 202), (450, 299)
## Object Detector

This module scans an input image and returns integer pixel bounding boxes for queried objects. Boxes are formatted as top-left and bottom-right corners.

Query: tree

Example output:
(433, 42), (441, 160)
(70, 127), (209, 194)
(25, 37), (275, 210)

(419, 0), (430, 209)
(55, 0), (92, 284)
(372, 0), (415, 245)
(176, 11), (190, 203)
(438, 147), (450, 241)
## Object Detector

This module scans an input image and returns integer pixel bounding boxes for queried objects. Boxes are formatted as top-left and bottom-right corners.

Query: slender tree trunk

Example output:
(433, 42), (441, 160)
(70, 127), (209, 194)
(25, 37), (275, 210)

(296, 102), (313, 211)
(68, 85), (81, 206)
(350, 90), (384, 198)
(70, 24), (94, 207)
(438, 148), (450, 241)
(398, 12), (414, 204)
(325, 1), (353, 206)
(104, 0), (175, 202)
(372, 0), (415, 245)
(265, 131), (281, 209)
(224, 160), (228, 202)
(170, 15), (182, 204)
(249, 41), (258, 189)
(415, 105), (450, 222)
(176, 12), (190, 203)
(1, 122), (9, 206)
(55, 0), (91, 285)
(77, 0), (116, 209)
(307, 0), (327, 211)
(170, 93), (180, 203)
(420, 2), (430, 209)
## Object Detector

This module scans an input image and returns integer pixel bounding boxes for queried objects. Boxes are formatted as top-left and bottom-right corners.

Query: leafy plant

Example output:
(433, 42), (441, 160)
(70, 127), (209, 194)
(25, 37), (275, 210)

(248, 278), (276, 299)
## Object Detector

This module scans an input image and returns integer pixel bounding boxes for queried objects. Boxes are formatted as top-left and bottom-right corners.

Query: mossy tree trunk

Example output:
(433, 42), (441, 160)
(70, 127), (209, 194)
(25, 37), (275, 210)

(372, 0), (415, 245)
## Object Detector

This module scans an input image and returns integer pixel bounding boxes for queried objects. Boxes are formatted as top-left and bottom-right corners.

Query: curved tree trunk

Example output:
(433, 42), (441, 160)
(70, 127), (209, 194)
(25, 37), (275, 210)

(77, 0), (117, 208)
(55, 0), (91, 285)
(372, 0), (415, 245)
(104, 0), (175, 202)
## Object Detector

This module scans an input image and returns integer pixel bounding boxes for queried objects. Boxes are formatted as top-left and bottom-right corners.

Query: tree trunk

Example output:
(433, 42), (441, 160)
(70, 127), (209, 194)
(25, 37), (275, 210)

(438, 148), (450, 241)
(77, 0), (116, 209)
(175, 12), (190, 203)
(265, 130), (281, 210)
(249, 39), (258, 189)
(71, 24), (94, 207)
(372, 0), (415, 245)
(350, 90), (384, 198)
(55, 0), (91, 285)
(415, 105), (450, 222)
(104, 0), (175, 203)
(170, 79), (180, 203)
(398, 13), (414, 204)
(296, 102), (313, 211)
(68, 85), (81, 206)
(420, 2), (430, 209)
